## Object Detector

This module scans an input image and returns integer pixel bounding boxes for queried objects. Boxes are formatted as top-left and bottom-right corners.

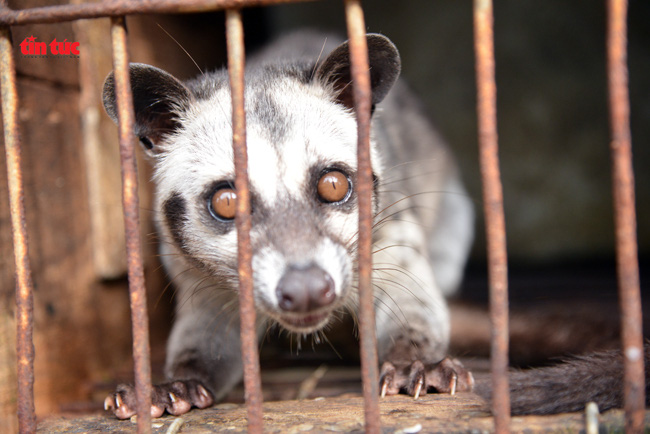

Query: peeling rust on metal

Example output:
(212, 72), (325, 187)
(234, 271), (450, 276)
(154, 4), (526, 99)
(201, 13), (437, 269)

(473, 0), (511, 432)
(344, 1), (380, 433)
(0, 0), (315, 26)
(110, 16), (153, 434)
(606, 1), (645, 433)
(6, 2), (640, 434)
(226, 8), (264, 434)
(0, 23), (36, 434)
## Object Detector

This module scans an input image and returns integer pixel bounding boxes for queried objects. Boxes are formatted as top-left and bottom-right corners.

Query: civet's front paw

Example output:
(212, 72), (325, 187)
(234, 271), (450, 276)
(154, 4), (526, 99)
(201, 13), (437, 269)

(104, 379), (214, 419)
(379, 357), (474, 399)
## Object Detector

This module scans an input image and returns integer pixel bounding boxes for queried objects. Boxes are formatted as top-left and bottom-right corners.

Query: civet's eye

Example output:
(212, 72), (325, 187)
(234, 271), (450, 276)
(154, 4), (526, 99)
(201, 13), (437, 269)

(317, 170), (351, 204)
(209, 186), (237, 220)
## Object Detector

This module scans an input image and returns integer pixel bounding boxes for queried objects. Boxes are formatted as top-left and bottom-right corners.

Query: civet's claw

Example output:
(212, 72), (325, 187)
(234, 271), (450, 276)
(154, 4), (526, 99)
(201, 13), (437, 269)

(413, 375), (424, 400)
(192, 381), (214, 409)
(450, 373), (458, 396)
(378, 357), (473, 399)
(198, 384), (210, 401)
(115, 393), (123, 409)
(105, 379), (215, 419)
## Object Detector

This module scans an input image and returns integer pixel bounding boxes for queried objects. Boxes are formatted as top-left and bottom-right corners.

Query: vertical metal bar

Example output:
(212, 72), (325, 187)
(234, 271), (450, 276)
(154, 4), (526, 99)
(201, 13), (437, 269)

(225, 9), (263, 434)
(343, 1), (380, 433)
(473, 1), (510, 432)
(606, 1), (645, 432)
(110, 16), (152, 434)
(0, 24), (36, 434)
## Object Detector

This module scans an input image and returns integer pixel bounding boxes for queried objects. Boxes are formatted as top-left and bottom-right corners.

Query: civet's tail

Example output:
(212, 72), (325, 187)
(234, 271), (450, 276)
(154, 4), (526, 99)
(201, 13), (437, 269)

(475, 344), (650, 415)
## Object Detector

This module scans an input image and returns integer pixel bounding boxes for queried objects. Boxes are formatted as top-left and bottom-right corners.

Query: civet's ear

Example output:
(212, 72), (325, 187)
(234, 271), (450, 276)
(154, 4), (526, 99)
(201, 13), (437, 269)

(315, 34), (401, 111)
(102, 63), (191, 155)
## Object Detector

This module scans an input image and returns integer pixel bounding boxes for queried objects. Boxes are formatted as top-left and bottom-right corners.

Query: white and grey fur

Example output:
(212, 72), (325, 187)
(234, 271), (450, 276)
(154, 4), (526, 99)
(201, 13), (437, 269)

(102, 32), (475, 418)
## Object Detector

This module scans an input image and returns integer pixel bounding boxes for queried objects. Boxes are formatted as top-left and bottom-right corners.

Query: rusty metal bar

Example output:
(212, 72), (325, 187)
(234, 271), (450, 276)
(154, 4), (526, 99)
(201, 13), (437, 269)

(0, 23), (36, 434)
(225, 9), (264, 434)
(0, 0), (314, 26)
(343, 1), (381, 433)
(606, 0), (645, 432)
(110, 16), (152, 434)
(473, 0), (510, 432)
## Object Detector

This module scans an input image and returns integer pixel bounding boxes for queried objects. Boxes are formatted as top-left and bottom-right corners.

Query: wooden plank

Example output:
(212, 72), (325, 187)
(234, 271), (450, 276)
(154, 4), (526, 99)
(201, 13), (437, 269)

(38, 392), (650, 433)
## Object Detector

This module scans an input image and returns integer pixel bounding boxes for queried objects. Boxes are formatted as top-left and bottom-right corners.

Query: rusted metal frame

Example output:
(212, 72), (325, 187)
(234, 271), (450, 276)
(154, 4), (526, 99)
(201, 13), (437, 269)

(343, 1), (381, 433)
(110, 16), (153, 434)
(225, 9), (264, 434)
(606, 0), (645, 432)
(473, 0), (510, 432)
(0, 22), (36, 434)
(0, 0), (314, 26)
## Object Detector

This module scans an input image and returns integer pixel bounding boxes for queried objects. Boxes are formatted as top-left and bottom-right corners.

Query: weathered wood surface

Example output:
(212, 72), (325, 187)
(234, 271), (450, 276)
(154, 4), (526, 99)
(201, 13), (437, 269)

(38, 392), (648, 433)
(0, 1), (233, 426)
(0, 2), (168, 428)
(0, 15), (133, 422)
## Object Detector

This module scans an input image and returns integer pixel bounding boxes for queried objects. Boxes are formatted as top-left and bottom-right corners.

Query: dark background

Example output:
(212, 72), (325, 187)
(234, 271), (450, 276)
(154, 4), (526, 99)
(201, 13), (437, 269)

(130, 1), (650, 300)
(123, 1), (650, 367)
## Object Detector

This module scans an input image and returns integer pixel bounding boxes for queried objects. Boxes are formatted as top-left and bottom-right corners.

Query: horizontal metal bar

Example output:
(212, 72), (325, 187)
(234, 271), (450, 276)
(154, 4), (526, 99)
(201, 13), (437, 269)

(110, 15), (153, 434)
(0, 0), (314, 26)
(225, 8), (264, 434)
(472, 0), (511, 432)
(606, 0), (645, 433)
(0, 23), (36, 434)
(343, 1), (380, 433)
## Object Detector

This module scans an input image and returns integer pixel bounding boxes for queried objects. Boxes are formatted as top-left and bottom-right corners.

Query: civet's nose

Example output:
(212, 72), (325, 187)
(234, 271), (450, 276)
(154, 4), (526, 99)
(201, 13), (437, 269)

(275, 264), (336, 313)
